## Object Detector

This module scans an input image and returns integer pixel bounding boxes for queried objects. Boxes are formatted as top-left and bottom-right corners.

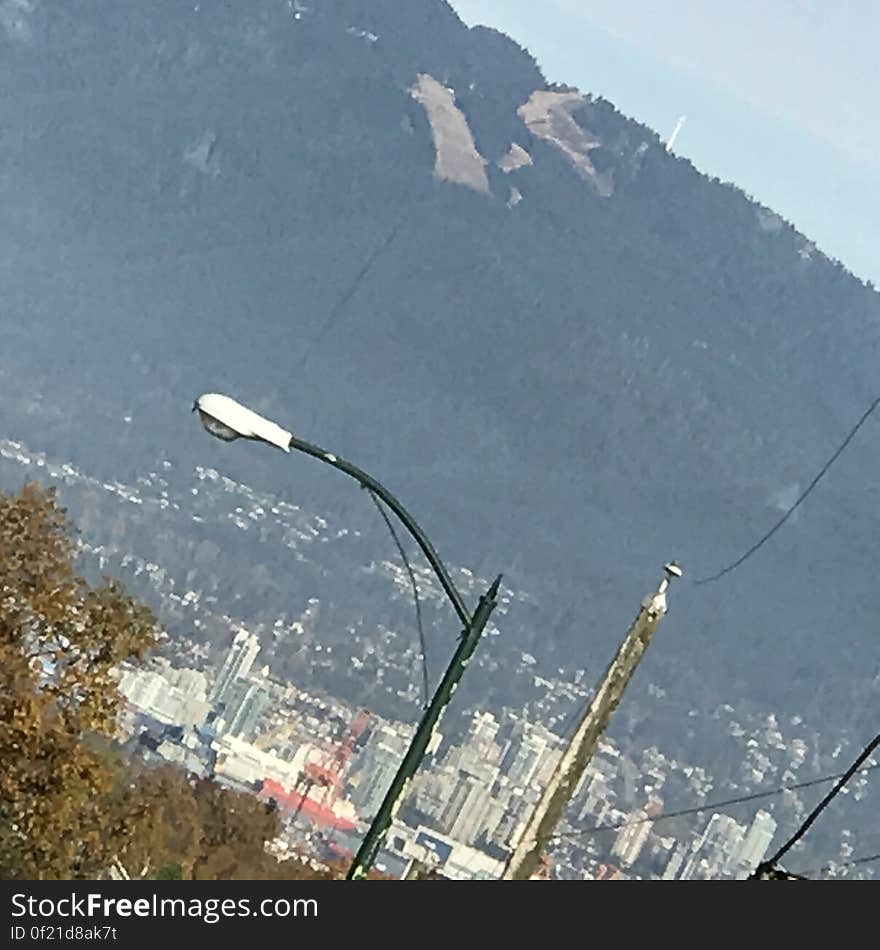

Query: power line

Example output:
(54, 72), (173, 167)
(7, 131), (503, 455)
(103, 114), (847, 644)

(305, 221), (404, 361)
(695, 395), (880, 584)
(832, 851), (880, 871)
(755, 849), (880, 880)
(363, 486), (430, 709)
(753, 731), (880, 878)
(796, 851), (880, 879)
(298, 182), (433, 377)
(551, 761), (880, 844)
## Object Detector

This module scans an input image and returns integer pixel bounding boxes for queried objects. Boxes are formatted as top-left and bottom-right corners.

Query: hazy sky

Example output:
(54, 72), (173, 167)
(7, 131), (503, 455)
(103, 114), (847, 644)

(452, 0), (880, 286)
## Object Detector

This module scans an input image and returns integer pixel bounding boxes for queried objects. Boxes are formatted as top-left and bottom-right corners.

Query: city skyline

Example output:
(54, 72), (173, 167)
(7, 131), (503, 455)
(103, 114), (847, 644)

(115, 632), (819, 881)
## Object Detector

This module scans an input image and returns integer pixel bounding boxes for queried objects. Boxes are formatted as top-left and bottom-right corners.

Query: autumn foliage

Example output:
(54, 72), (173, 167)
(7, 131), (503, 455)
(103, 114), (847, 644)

(0, 483), (157, 878)
(103, 761), (343, 880)
(0, 483), (338, 880)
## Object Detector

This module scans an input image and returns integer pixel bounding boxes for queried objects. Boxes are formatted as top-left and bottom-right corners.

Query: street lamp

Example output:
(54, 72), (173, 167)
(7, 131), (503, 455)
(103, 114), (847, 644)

(192, 393), (501, 879)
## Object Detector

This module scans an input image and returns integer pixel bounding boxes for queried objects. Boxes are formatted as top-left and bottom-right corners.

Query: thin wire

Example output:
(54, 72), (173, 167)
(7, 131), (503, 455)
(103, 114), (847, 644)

(306, 222), (404, 360)
(363, 486), (429, 709)
(551, 761), (880, 844)
(794, 851), (880, 879)
(695, 395), (880, 585)
(831, 851), (880, 871)
(296, 188), (428, 432)
(755, 850), (880, 880)
(755, 732), (880, 876)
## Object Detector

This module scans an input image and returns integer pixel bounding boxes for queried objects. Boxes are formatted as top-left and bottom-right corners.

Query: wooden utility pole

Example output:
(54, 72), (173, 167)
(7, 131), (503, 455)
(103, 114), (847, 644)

(501, 561), (683, 880)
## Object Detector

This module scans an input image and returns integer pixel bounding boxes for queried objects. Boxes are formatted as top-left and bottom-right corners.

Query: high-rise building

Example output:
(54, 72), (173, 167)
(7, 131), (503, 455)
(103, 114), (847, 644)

(409, 766), (454, 823)
(661, 843), (690, 880)
(470, 712), (500, 747)
(731, 810), (777, 879)
(225, 680), (270, 740)
(443, 715), (503, 785)
(210, 629), (260, 704)
(500, 720), (563, 792)
(444, 772), (493, 845)
(350, 744), (401, 820)
(118, 662), (211, 727)
(505, 733), (549, 787)
(533, 745), (563, 788)
(119, 667), (165, 711)
(488, 793), (533, 850)
(680, 813), (746, 880)
(350, 723), (413, 820)
(477, 797), (508, 848)
(611, 806), (656, 867)
(164, 666), (209, 701)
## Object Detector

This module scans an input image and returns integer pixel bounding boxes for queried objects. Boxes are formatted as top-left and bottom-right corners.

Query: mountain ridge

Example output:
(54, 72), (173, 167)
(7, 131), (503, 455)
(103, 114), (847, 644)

(1, 0), (879, 746)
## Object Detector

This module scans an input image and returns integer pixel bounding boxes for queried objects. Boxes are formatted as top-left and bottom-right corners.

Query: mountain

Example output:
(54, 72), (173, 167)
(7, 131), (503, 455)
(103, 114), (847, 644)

(2, 0), (880, 752)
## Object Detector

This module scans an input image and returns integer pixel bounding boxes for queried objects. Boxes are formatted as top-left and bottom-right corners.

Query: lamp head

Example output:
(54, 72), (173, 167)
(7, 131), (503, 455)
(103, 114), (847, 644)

(192, 393), (292, 452)
(664, 561), (683, 580)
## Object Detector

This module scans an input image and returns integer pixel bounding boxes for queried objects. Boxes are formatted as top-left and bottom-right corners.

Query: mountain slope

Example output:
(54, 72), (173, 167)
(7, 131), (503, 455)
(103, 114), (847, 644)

(2, 0), (880, 743)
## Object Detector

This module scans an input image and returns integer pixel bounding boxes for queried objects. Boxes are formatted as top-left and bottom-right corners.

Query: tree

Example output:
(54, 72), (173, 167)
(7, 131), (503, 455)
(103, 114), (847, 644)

(102, 761), (205, 881)
(102, 760), (338, 880)
(0, 483), (348, 880)
(0, 483), (158, 879)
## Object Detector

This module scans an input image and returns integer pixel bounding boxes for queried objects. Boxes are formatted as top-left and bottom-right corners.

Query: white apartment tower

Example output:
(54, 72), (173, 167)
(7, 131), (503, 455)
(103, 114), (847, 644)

(210, 628), (260, 704)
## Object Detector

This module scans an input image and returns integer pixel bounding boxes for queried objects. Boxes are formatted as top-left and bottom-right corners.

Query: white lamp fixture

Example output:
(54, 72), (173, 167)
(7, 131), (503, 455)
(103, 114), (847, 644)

(192, 393), (292, 452)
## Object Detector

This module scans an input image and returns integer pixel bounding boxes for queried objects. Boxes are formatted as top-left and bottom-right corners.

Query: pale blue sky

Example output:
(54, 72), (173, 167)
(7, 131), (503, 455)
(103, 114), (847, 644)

(452, 1), (880, 287)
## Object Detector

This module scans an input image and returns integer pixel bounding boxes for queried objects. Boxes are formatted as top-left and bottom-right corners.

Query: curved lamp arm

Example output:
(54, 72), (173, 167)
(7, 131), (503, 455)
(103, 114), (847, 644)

(288, 435), (472, 628)
(192, 393), (473, 629)
(193, 393), (498, 882)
